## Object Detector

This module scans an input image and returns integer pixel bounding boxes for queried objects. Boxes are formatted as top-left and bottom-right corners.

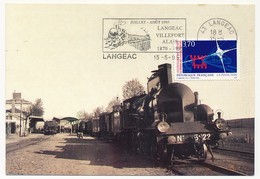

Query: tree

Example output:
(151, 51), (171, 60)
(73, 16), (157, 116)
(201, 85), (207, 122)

(122, 78), (145, 100)
(77, 110), (92, 120)
(24, 98), (44, 136)
(26, 98), (44, 117)
(106, 97), (121, 112)
(93, 106), (104, 117)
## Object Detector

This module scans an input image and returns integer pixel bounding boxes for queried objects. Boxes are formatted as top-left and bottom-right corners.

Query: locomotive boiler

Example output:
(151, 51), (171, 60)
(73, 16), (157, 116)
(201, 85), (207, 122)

(119, 63), (231, 163)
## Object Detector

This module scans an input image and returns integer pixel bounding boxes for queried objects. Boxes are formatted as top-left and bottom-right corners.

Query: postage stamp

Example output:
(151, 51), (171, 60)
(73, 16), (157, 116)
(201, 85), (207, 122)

(102, 18), (186, 59)
(173, 18), (239, 80)
(174, 40), (239, 80)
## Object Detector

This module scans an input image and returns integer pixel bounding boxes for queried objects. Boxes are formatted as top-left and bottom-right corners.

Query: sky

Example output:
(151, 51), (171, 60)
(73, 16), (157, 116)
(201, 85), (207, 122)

(4, 4), (255, 120)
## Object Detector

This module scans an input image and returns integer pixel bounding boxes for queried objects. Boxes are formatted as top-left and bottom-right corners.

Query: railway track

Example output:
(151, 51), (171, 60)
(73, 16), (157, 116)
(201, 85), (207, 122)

(199, 161), (247, 175)
(213, 148), (254, 161)
(6, 135), (51, 154)
(167, 158), (248, 176)
(125, 144), (253, 175)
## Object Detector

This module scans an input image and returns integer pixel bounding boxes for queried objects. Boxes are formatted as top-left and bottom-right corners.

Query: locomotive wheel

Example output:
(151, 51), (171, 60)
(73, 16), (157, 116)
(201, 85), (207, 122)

(158, 144), (166, 163)
(140, 139), (150, 155)
(166, 145), (175, 165)
(197, 143), (207, 161)
(136, 132), (144, 154)
(150, 141), (157, 158)
(157, 144), (173, 165)
(147, 132), (157, 157)
(137, 132), (157, 157)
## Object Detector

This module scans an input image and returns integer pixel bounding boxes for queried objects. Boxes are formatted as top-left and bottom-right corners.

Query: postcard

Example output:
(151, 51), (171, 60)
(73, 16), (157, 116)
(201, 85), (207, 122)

(4, 3), (255, 176)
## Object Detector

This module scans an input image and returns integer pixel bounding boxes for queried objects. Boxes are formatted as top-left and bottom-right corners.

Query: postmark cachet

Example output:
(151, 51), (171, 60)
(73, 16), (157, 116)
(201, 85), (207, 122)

(173, 18), (239, 80)
(102, 18), (186, 59)
(197, 18), (237, 40)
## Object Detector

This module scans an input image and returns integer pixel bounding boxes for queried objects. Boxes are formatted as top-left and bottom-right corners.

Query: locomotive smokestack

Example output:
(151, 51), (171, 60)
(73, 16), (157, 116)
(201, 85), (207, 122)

(194, 91), (199, 105)
(158, 63), (172, 88)
(217, 112), (221, 119)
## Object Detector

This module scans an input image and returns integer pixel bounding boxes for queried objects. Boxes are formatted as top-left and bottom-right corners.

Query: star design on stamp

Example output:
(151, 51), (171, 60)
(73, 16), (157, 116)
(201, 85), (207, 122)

(210, 40), (237, 73)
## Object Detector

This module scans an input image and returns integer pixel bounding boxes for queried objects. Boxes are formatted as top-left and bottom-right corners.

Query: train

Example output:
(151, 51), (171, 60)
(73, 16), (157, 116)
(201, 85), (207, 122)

(43, 121), (58, 135)
(80, 63), (231, 164)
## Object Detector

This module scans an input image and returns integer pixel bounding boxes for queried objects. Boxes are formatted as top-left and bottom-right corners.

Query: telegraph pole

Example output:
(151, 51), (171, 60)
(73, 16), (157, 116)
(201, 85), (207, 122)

(19, 99), (23, 137)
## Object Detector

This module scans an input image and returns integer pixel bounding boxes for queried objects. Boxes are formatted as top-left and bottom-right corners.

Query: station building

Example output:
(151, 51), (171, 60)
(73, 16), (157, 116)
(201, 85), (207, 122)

(6, 92), (32, 136)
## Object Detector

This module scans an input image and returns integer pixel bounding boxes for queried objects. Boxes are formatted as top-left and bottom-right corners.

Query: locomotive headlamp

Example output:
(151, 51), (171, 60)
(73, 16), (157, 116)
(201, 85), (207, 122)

(167, 136), (176, 144)
(157, 121), (170, 133)
(214, 118), (226, 130)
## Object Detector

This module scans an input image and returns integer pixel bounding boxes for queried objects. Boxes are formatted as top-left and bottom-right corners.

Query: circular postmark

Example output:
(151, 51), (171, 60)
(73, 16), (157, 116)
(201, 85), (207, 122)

(197, 18), (237, 40)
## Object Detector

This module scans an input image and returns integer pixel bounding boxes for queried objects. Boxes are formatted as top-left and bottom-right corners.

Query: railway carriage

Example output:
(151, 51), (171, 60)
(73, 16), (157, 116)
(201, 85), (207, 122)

(109, 105), (122, 140)
(99, 112), (110, 136)
(92, 117), (100, 136)
(82, 120), (93, 135)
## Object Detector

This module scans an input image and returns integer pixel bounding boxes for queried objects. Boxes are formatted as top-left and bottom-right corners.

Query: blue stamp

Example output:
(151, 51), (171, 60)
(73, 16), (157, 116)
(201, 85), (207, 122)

(175, 40), (239, 80)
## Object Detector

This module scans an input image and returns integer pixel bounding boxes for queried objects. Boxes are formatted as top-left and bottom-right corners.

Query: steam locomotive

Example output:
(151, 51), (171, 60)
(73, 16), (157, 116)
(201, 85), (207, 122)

(82, 63), (231, 164)
(44, 121), (58, 135)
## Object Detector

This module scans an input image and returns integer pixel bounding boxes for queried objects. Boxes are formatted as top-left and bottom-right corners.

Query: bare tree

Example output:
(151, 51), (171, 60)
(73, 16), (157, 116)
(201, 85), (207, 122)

(93, 106), (104, 117)
(106, 97), (121, 112)
(77, 110), (92, 120)
(122, 78), (145, 100)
